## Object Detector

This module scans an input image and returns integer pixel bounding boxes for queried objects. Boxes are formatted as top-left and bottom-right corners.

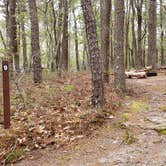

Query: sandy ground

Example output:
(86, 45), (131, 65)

(14, 76), (166, 166)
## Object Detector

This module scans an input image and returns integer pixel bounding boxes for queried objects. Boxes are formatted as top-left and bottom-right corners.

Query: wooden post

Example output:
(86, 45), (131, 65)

(2, 60), (10, 129)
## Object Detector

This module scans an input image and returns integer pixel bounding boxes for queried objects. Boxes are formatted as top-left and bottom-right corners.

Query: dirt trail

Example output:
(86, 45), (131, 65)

(15, 76), (166, 166)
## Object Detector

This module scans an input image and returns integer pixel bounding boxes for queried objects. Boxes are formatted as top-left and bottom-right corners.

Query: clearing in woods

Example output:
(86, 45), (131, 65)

(15, 75), (166, 166)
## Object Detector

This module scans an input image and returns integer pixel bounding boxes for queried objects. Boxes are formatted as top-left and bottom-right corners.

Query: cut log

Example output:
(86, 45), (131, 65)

(146, 72), (157, 77)
(125, 71), (147, 79)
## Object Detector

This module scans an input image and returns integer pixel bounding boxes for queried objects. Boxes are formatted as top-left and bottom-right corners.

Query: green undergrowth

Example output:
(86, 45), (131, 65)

(4, 149), (25, 164)
(131, 101), (149, 112)
(160, 106), (166, 112)
(156, 128), (166, 135)
(123, 129), (137, 145)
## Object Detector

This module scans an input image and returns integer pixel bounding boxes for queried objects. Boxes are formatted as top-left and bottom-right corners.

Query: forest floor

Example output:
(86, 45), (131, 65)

(1, 72), (166, 165)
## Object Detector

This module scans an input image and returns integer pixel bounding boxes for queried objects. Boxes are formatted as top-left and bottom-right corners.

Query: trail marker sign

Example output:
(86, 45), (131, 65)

(2, 60), (10, 129)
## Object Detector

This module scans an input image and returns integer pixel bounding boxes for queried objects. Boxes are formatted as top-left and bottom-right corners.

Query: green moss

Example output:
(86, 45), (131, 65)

(5, 149), (25, 163)
(160, 106), (166, 112)
(131, 101), (149, 112)
(79, 114), (87, 119)
(65, 84), (74, 92)
(123, 130), (137, 145)
(119, 122), (127, 129)
(156, 129), (166, 135)
(123, 113), (132, 121)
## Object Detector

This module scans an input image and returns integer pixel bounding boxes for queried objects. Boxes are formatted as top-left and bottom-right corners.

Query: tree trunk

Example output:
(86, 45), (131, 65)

(114, 0), (126, 95)
(72, 8), (80, 71)
(8, 0), (19, 72)
(125, 0), (131, 69)
(61, 0), (69, 71)
(147, 0), (157, 71)
(18, 0), (28, 71)
(100, 0), (111, 83)
(81, 0), (104, 107)
(160, 0), (165, 66)
(28, 0), (42, 83)
(130, 0), (137, 68)
(136, 0), (143, 69)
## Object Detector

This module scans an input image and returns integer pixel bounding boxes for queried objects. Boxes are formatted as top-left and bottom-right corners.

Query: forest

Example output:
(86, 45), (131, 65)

(0, 0), (166, 165)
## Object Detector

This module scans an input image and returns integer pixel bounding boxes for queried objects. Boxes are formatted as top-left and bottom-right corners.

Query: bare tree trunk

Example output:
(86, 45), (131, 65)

(135, 0), (143, 69)
(9, 0), (19, 72)
(160, 0), (165, 66)
(18, 0), (28, 71)
(100, 0), (111, 83)
(81, 0), (104, 107)
(72, 8), (80, 71)
(61, 0), (69, 71)
(114, 0), (126, 95)
(28, 0), (42, 83)
(147, 0), (157, 71)
(130, 0), (137, 68)
(125, 0), (131, 69)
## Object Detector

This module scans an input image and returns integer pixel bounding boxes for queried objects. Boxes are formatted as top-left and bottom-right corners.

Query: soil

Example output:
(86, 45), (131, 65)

(13, 75), (166, 166)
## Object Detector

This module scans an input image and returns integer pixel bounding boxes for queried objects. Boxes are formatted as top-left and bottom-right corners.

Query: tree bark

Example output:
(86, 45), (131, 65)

(114, 0), (126, 95)
(8, 0), (19, 72)
(72, 8), (80, 71)
(18, 0), (28, 71)
(100, 0), (111, 83)
(28, 0), (42, 83)
(130, 0), (137, 68)
(61, 0), (69, 71)
(147, 0), (157, 71)
(81, 0), (104, 107)
(135, 0), (143, 69)
(160, 0), (165, 66)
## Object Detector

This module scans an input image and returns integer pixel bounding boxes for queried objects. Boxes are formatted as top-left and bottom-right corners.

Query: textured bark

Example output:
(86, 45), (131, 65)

(56, 1), (63, 71)
(50, 0), (57, 72)
(9, 0), (19, 72)
(147, 0), (157, 71)
(130, 0), (137, 68)
(72, 8), (80, 71)
(114, 0), (126, 95)
(135, 0), (143, 69)
(100, 0), (111, 83)
(28, 0), (42, 83)
(81, 0), (104, 107)
(160, 0), (165, 66)
(61, 0), (69, 71)
(19, 0), (28, 71)
(125, 0), (131, 69)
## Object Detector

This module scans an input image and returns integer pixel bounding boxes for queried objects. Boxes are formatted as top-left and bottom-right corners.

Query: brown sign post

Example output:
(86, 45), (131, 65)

(2, 60), (10, 129)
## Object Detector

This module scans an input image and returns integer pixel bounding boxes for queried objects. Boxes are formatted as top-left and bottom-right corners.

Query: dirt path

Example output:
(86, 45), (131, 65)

(15, 76), (166, 166)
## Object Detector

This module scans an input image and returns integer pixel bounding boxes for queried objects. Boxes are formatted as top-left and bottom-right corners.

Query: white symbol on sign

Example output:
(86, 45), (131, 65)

(3, 65), (8, 71)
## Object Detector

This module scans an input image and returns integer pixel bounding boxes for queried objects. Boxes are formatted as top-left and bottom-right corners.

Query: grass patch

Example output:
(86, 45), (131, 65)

(156, 129), (166, 135)
(160, 106), (166, 112)
(123, 130), (137, 145)
(5, 149), (25, 163)
(131, 101), (149, 112)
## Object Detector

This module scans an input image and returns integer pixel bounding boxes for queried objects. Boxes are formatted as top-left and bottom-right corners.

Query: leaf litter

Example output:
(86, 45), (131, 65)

(0, 72), (121, 164)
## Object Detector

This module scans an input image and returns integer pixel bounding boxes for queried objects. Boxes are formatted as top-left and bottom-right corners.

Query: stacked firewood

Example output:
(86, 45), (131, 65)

(125, 66), (157, 79)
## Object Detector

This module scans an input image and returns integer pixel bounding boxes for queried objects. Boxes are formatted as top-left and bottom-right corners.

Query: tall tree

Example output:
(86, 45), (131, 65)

(160, 0), (165, 66)
(147, 0), (157, 71)
(61, 0), (69, 71)
(114, 0), (126, 95)
(8, 0), (19, 72)
(100, 0), (111, 83)
(18, 0), (28, 71)
(28, 0), (42, 83)
(130, 0), (137, 68)
(125, 0), (131, 69)
(135, 0), (143, 69)
(81, 0), (104, 106)
(72, 7), (80, 71)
